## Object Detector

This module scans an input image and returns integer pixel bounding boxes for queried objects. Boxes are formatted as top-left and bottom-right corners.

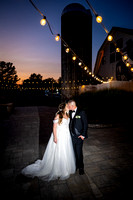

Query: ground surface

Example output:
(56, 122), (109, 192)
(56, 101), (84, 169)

(0, 106), (133, 200)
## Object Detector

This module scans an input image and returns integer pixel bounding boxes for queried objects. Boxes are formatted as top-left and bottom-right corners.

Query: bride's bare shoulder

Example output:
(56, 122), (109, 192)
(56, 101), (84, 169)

(54, 114), (59, 120)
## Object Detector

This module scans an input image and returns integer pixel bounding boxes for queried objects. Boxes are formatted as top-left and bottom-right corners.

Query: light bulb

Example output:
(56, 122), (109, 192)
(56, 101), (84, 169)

(116, 48), (120, 52)
(40, 17), (46, 26)
(108, 35), (113, 41)
(123, 55), (128, 60)
(55, 34), (60, 41)
(131, 68), (133, 72)
(96, 15), (102, 23)
(72, 56), (76, 61)
(84, 66), (88, 70)
(126, 62), (130, 67)
(78, 62), (82, 66)
(65, 48), (70, 53)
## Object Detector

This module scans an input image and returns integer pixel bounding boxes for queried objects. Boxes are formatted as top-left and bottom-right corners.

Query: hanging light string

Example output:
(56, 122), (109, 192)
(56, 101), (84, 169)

(85, 0), (132, 70)
(61, 36), (87, 68)
(29, 0), (43, 16)
(29, 0), (104, 83)
(29, 0), (54, 35)
(85, 0), (108, 34)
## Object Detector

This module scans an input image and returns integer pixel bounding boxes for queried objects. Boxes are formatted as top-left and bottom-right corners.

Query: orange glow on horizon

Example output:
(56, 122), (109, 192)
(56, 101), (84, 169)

(17, 72), (60, 85)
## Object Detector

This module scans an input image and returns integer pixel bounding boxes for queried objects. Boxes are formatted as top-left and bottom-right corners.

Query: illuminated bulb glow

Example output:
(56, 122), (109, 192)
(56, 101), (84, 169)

(116, 48), (120, 52)
(123, 55), (128, 60)
(131, 68), (133, 72)
(108, 35), (113, 41)
(65, 48), (70, 53)
(55, 34), (60, 41)
(96, 15), (102, 23)
(78, 62), (82, 66)
(126, 62), (130, 67)
(40, 17), (46, 26)
(84, 66), (88, 70)
(72, 56), (76, 61)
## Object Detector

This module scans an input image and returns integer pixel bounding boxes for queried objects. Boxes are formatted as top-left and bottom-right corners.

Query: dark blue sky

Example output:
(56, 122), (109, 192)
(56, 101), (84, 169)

(0, 0), (133, 83)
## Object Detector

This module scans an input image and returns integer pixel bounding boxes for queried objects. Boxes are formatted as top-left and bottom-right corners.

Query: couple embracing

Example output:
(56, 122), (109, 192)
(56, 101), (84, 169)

(22, 100), (88, 181)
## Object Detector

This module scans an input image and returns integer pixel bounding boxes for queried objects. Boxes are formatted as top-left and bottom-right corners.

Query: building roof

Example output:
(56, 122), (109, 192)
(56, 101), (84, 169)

(62, 3), (91, 16)
(99, 27), (133, 53)
(94, 27), (133, 75)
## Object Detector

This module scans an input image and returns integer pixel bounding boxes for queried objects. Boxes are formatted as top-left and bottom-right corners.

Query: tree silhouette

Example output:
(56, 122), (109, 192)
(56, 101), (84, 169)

(0, 61), (20, 89)
(23, 73), (43, 89)
(29, 73), (43, 81)
(22, 74), (60, 92)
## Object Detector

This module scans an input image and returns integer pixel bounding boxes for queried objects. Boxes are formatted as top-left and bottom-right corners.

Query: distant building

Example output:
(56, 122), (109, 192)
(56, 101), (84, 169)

(94, 27), (133, 81)
(61, 3), (92, 98)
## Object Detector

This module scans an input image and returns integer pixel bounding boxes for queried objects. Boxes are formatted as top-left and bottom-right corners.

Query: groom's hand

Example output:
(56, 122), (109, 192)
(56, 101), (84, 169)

(78, 135), (85, 140)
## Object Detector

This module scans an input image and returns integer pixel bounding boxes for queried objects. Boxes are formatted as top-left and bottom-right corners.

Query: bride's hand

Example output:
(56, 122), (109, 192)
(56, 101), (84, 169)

(54, 137), (57, 143)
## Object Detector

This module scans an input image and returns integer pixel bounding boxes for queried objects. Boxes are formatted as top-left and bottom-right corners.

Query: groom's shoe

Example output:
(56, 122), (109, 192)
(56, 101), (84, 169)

(79, 168), (84, 175)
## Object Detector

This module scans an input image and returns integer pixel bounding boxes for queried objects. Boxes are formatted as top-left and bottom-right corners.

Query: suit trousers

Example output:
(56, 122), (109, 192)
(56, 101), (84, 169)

(71, 137), (84, 169)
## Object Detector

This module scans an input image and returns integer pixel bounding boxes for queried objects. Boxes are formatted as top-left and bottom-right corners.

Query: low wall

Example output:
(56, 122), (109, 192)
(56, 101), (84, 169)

(79, 80), (133, 94)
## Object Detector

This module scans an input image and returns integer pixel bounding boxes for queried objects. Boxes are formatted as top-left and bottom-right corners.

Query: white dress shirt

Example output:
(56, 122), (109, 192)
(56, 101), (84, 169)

(72, 107), (77, 119)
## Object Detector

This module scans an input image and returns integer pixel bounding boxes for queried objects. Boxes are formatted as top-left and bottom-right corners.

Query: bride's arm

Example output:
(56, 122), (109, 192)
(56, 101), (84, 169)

(53, 114), (59, 143)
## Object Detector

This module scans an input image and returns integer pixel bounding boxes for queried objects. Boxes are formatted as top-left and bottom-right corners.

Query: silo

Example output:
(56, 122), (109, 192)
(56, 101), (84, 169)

(61, 3), (92, 98)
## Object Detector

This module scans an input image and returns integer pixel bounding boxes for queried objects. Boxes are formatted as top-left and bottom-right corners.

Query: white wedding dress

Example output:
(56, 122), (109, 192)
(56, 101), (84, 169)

(22, 118), (76, 181)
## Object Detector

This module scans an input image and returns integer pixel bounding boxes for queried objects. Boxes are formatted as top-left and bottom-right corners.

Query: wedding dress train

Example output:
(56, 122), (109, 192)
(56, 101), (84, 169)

(21, 118), (76, 181)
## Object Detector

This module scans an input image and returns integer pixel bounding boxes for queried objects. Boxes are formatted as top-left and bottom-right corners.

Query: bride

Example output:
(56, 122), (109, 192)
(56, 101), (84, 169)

(21, 103), (76, 181)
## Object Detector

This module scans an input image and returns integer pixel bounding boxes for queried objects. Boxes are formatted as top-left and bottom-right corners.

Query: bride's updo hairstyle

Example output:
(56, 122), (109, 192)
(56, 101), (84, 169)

(56, 102), (68, 124)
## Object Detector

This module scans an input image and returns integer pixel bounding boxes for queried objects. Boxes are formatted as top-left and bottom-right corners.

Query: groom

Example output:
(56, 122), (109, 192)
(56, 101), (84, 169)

(68, 100), (88, 175)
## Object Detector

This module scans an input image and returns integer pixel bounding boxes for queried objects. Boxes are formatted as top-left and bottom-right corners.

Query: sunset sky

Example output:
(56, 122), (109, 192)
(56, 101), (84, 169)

(0, 0), (133, 84)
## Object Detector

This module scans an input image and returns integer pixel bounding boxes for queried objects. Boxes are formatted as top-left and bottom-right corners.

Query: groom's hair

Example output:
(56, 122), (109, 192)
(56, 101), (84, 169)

(68, 99), (76, 106)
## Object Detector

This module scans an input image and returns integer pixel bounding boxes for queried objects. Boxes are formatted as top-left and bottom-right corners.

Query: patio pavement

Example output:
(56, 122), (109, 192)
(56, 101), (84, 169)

(0, 106), (133, 200)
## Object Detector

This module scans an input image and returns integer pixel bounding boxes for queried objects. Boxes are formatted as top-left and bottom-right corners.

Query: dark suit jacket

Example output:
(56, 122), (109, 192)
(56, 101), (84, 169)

(69, 108), (88, 139)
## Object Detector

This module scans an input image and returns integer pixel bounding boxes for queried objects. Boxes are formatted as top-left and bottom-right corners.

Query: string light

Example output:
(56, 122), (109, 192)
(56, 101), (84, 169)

(85, 0), (132, 72)
(131, 68), (133, 72)
(84, 66), (88, 70)
(123, 55), (128, 60)
(65, 48), (70, 53)
(72, 55), (76, 61)
(107, 35), (113, 41)
(55, 34), (60, 41)
(30, 0), (132, 84)
(116, 48), (120, 52)
(78, 62), (82, 66)
(96, 15), (102, 23)
(40, 16), (46, 26)
(126, 62), (130, 67)
(29, 0), (104, 84)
